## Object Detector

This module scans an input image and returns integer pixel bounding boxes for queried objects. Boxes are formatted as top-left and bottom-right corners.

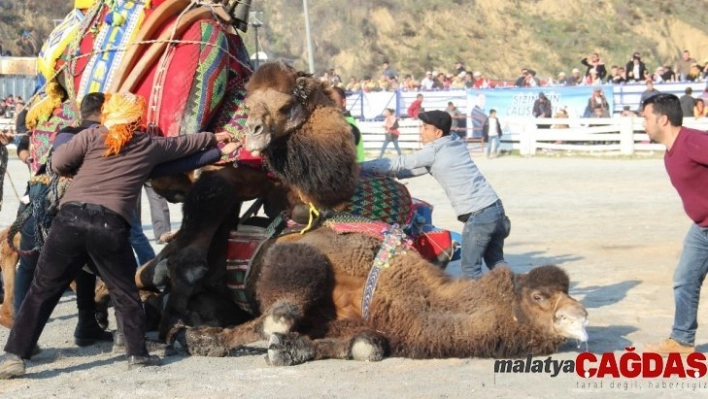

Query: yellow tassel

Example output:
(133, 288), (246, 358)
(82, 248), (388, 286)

(25, 80), (65, 130)
(300, 202), (321, 234)
(74, 0), (96, 9)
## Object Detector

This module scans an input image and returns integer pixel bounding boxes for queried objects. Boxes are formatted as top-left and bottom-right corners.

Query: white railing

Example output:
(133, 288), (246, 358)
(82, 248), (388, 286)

(358, 117), (708, 156)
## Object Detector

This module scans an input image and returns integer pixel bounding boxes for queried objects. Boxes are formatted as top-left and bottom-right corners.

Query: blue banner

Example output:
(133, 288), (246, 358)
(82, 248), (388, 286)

(466, 86), (614, 119)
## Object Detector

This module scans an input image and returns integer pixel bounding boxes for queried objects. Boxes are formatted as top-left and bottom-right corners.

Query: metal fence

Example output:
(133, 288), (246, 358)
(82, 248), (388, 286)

(345, 82), (708, 121)
(0, 74), (38, 102)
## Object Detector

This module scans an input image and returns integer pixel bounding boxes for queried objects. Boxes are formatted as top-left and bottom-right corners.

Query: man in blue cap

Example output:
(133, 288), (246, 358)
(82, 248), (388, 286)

(359, 110), (510, 279)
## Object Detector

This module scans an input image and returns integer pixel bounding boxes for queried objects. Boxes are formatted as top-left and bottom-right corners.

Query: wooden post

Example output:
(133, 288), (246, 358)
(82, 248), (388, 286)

(519, 121), (535, 156)
(619, 117), (634, 155)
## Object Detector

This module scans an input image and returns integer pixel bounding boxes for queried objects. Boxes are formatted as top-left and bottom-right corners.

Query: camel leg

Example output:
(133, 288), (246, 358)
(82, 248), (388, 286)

(156, 168), (245, 339)
(168, 241), (334, 356)
(265, 319), (389, 366)
(255, 241), (334, 336)
(0, 227), (20, 328)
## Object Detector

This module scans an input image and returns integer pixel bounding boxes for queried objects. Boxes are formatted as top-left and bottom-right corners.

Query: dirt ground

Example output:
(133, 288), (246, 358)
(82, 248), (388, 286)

(0, 154), (705, 398)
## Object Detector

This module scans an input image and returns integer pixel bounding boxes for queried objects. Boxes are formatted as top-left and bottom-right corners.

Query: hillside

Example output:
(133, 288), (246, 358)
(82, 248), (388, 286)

(0, 1), (73, 56)
(2, 1), (707, 82)
(251, 0), (708, 81)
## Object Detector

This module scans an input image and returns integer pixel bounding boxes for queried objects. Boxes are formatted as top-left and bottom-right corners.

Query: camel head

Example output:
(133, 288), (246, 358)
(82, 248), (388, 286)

(512, 265), (588, 342)
(243, 61), (335, 155)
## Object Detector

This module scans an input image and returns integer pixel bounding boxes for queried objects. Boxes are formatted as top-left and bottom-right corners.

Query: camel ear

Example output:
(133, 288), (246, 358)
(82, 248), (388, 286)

(283, 101), (307, 133)
(293, 76), (314, 104)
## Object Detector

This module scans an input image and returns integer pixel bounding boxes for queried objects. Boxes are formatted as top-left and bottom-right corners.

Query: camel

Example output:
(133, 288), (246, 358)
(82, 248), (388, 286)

(0, 228), (19, 327)
(137, 61), (588, 363)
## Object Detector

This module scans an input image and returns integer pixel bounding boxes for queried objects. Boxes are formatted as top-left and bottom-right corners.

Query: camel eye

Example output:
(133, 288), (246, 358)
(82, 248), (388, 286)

(532, 293), (545, 302)
(279, 102), (294, 115)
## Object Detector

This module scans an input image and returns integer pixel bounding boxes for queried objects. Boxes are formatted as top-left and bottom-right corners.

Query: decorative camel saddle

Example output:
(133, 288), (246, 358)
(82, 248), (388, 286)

(224, 173), (461, 313)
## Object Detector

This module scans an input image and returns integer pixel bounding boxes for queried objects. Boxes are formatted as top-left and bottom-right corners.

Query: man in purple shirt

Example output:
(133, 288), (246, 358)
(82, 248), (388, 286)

(642, 93), (708, 354)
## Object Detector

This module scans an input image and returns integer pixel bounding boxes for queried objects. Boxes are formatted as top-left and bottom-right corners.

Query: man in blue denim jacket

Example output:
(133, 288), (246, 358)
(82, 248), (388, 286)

(360, 110), (510, 279)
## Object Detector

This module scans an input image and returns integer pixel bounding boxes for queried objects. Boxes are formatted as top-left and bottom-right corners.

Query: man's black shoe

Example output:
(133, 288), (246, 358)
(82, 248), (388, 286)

(74, 310), (114, 347)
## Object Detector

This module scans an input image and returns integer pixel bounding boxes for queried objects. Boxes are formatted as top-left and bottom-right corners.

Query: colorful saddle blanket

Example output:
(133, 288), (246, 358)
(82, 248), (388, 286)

(29, 101), (79, 176)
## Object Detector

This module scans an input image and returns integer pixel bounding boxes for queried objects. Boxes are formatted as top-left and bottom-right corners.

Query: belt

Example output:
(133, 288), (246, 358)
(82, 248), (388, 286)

(63, 201), (117, 216)
(458, 199), (502, 223)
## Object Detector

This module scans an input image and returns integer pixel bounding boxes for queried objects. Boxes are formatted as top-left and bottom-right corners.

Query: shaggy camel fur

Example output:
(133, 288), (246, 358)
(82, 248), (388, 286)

(242, 61), (359, 208)
(156, 62), (587, 363)
(0, 226), (19, 328)
(167, 230), (588, 362)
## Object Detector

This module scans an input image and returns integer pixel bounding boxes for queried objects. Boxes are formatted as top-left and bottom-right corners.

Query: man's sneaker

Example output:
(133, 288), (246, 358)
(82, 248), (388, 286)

(644, 338), (695, 355)
(0, 353), (25, 379)
(127, 354), (161, 370)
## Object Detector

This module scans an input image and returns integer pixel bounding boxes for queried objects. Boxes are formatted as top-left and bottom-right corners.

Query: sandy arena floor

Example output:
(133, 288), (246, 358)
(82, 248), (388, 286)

(0, 154), (705, 398)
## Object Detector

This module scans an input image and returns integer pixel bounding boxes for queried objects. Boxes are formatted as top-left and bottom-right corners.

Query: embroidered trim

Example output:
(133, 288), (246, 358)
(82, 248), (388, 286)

(361, 224), (408, 320)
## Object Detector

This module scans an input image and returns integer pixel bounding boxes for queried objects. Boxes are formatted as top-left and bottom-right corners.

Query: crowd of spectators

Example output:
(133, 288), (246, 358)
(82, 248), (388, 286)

(0, 94), (25, 119)
(321, 51), (708, 94)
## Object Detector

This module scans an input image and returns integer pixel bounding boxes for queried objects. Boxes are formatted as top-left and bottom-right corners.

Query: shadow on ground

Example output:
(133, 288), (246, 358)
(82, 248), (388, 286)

(558, 325), (637, 354)
(445, 250), (583, 278)
(571, 280), (641, 309)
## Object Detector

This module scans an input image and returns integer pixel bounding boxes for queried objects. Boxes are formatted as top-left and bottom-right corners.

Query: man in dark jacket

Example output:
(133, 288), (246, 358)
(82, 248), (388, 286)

(679, 87), (696, 118)
(532, 92), (553, 129)
(0, 92), (232, 379)
(581, 53), (607, 81)
(625, 52), (647, 83)
(12, 93), (114, 350)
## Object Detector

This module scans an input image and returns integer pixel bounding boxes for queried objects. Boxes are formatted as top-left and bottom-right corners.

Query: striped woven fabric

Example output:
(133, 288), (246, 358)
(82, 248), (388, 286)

(341, 174), (413, 226)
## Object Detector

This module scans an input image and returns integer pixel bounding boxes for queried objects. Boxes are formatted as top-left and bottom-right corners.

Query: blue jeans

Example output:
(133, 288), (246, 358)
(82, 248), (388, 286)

(129, 209), (155, 266)
(379, 136), (401, 158)
(486, 135), (500, 157)
(671, 223), (708, 346)
(460, 200), (510, 279)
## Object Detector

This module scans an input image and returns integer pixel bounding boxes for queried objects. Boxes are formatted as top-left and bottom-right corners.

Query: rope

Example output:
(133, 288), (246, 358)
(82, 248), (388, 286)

(4, 168), (21, 203)
(6, 205), (33, 255)
(0, 145), (7, 212)
(299, 202), (321, 234)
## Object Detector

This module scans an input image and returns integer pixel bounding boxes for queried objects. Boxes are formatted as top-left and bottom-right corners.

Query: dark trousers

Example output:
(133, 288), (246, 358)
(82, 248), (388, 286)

(14, 212), (98, 315)
(4, 203), (147, 359)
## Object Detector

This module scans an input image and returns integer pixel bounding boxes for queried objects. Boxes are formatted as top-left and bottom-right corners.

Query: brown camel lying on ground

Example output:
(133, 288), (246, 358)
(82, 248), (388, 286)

(138, 62), (588, 363)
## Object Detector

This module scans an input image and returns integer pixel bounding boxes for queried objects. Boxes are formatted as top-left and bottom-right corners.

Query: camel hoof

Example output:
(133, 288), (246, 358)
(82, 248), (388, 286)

(0, 313), (13, 329)
(266, 332), (314, 367)
(350, 335), (385, 362)
(95, 309), (109, 331)
(168, 325), (229, 357)
(262, 302), (299, 336)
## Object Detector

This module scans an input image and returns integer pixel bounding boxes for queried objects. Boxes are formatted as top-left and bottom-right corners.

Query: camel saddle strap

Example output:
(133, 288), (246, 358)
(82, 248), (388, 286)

(361, 224), (409, 320)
